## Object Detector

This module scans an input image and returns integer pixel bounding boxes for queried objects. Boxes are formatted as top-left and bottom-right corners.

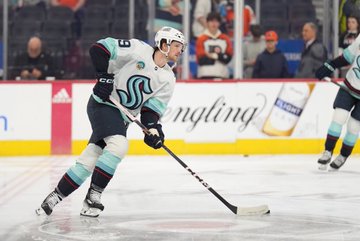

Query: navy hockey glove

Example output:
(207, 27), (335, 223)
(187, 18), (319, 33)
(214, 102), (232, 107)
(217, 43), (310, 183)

(93, 73), (114, 101)
(315, 62), (335, 80)
(144, 124), (164, 149)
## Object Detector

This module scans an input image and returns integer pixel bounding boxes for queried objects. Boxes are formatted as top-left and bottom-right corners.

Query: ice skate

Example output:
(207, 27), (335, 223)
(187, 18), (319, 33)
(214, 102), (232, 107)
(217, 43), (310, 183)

(80, 188), (104, 217)
(317, 150), (332, 170)
(329, 154), (347, 171)
(35, 190), (62, 216)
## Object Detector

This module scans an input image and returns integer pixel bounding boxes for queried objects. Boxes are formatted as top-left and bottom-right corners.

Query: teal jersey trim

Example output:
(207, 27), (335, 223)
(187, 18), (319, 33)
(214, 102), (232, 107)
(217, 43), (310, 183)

(343, 132), (358, 146)
(97, 38), (118, 60)
(328, 121), (342, 137)
(67, 163), (91, 186)
(343, 48), (354, 64)
(158, 0), (168, 6)
(143, 97), (167, 116)
(96, 150), (122, 175)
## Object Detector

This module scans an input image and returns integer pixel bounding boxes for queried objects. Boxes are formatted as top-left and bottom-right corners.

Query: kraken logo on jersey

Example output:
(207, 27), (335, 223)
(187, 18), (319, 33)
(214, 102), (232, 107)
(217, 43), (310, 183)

(353, 56), (360, 79)
(117, 75), (152, 109)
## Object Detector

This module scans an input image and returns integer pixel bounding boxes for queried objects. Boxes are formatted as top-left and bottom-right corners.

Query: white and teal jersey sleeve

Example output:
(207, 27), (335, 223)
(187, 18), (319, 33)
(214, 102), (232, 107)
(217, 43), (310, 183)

(143, 67), (175, 116)
(93, 37), (176, 122)
(343, 34), (360, 91)
(96, 37), (136, 72)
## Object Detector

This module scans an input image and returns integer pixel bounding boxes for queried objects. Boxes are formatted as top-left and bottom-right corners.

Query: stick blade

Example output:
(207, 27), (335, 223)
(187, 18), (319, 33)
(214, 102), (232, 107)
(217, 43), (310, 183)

(236, 205), (270, 216)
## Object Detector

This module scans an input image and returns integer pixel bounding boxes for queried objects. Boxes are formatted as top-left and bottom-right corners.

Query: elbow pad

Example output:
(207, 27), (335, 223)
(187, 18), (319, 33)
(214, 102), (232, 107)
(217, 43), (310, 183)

(89, 43), (111, 73)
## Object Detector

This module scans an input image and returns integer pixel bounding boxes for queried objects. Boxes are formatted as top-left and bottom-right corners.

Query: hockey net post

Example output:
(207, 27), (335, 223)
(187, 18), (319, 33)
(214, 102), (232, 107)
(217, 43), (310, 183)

(109, 96), (270, 216)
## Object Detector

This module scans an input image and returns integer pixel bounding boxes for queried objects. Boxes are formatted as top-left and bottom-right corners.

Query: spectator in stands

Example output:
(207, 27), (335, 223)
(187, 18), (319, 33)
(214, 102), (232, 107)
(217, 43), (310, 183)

(50, 0), (86, 38)
(339, 15), (360, 49)
(295, 22), (327, 78)
(50, 0), (85, 12)
(339, 15), (360, 77)
(10, 0), (47, 10)
(154, 0), (184, 32)
(339, 0), (360, 35)
(196, 12), (233, 79)
(12, 36), (55, 80)
(252, 30), (289, 79)
(192, 0), (221, 39)
(243, 24), (266, 78)
(219, 0), (256, 38)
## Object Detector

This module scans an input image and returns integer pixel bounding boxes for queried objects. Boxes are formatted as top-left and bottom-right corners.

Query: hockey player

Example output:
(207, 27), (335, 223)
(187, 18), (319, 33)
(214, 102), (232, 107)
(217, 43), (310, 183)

(35, 26), (186, 217)
(315, 33), (360, 171)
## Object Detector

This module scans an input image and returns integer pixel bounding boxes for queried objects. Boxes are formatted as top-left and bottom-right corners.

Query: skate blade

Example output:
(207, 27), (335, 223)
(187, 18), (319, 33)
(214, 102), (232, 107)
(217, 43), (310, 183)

(318, 164), (328, 171)
(328, 167), (339, 172)
(80, 207), (101, 218)
(35, 207), (45, 216)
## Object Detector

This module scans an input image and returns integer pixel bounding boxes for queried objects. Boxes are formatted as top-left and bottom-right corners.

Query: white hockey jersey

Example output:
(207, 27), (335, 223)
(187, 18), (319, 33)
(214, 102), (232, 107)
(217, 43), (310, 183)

(343, 33), (360, 94)
(93, 38), (176, 122)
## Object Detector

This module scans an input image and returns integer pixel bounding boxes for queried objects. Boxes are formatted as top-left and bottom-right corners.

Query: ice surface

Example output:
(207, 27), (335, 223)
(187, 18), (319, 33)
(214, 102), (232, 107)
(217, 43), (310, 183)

(0, 154), (359, 240)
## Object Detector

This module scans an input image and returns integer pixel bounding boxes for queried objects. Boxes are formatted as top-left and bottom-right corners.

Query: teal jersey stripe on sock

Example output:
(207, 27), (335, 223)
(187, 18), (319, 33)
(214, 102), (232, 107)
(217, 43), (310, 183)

(343, 132), (358, 146)
(66, 163), (91, 186)
(95, 150), (122, 175)
(328, 121), (342, 137)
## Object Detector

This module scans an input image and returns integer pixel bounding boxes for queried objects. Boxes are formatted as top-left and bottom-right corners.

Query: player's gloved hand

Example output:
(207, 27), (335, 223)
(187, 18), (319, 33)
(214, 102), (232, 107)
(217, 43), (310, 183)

(144, 124), (164, 149)
(315, 61), (335, 80)
(93, 73), (114, 101)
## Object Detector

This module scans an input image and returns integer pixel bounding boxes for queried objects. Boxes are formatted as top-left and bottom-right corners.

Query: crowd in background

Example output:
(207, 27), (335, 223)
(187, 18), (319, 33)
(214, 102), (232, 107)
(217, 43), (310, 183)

(2, 0), (360, 81)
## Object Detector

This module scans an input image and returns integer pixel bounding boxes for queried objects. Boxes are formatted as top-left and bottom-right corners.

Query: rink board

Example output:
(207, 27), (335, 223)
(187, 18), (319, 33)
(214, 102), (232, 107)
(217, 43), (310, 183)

(1, 79), (355, 156)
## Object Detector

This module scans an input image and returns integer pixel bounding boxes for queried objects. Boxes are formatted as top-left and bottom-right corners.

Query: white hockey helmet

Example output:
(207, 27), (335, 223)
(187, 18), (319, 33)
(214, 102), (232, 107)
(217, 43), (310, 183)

(154, 26), (186, 52)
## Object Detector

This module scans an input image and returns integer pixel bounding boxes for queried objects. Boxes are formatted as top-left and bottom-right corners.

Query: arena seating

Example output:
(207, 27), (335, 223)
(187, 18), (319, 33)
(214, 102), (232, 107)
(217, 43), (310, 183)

(260, 0), (317, 39)
(6, 0), (148, 79)
(4, 0), (316, 79)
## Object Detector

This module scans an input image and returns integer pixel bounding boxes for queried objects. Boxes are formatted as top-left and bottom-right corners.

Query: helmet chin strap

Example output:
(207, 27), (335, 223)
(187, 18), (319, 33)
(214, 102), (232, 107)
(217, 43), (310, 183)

(170, 62), (177, 70)
(159, 44), (170, 57)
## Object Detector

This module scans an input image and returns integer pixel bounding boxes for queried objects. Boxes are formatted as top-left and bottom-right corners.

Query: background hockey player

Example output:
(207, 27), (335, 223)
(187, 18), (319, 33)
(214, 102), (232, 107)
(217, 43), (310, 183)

(36, 26), (186, 217)
(315, 33), (360, 171)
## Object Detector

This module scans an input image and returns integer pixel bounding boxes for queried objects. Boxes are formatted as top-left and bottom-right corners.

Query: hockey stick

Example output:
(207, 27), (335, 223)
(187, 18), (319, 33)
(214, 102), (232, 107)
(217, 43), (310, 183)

(109, 96), (270, 216)
(323, 77), (360, 98)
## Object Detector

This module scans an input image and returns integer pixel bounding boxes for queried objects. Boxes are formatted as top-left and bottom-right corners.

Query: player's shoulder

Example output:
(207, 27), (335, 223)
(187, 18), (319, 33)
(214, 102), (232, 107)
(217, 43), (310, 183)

(353, 33), (360, 43)
(129, 39), (153, 51)
(161, 65), (176, 80)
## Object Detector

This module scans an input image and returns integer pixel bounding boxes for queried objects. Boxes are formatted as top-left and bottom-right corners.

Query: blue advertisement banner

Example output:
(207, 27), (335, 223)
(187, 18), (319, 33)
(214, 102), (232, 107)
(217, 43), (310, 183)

(277, 39), (304, 76)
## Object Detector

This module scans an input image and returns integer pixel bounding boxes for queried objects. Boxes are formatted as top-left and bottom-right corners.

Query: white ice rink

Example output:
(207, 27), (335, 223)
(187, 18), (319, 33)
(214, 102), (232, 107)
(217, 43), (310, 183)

(1, 154), (360, 241)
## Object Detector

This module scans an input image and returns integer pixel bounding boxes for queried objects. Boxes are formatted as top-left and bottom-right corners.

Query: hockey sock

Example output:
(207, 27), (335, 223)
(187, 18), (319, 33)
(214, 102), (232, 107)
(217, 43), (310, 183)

(325, 121), (342, 151)
(91, 150), (122, 190)
(57, 162), (91, 197)
(340, 131), (358, 157)
(341, 117), (360, 157)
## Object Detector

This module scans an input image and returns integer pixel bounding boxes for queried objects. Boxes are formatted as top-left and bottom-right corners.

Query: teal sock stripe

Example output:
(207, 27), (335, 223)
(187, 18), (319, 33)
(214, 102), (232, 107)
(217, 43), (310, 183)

(343, 132), (358, 146)
(328, 121), (342, 137)
(95, 150), (122, 175)
(66, 162), (91, 186)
